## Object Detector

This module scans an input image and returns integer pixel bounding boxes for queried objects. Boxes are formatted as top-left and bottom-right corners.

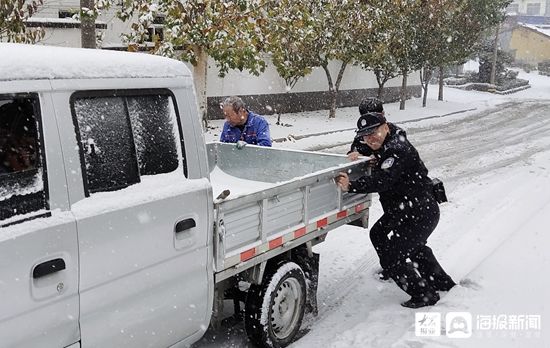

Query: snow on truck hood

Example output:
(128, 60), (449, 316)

(0, 43), (190, 81)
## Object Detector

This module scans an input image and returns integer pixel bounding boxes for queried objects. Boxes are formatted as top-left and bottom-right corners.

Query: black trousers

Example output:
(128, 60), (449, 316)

(370, 199), (454, 297)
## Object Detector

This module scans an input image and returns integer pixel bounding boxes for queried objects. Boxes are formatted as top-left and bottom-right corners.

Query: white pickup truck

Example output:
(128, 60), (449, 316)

(0, 43), (370, 348)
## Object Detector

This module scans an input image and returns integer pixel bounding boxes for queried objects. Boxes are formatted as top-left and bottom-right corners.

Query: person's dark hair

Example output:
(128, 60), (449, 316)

(221, 96), (246, 113)
(359, 97), (383, 115)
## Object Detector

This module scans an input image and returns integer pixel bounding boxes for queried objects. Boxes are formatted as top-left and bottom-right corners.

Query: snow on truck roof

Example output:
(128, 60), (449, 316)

(0, 43), (190, 81)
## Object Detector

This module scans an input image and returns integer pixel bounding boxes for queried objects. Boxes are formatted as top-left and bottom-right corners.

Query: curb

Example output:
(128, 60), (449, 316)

(272, 128), (355, 143)
(273, 108), (478, 144)
(398, 108), (478, 124)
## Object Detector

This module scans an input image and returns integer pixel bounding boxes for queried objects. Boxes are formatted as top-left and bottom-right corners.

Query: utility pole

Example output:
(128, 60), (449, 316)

(80, 0), (96, 48)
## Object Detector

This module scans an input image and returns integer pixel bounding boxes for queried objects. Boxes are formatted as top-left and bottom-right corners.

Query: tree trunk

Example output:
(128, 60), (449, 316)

(422, 84), (428, 108)
(321, 63), (336, 118)
(490, 24), (500, 87)
(322, 60), (348, 118)
(399, 71), (408, 110)
(192, 46), (209, 128)
(80, 0), (96, 48)
(421, 68), (432, 108)
(438, 65), (444, 101)
(377, 83), (385, 100)
(375, 70), (386, 99)
(328, 90), (337, 119)
(332, 61), (348, 118)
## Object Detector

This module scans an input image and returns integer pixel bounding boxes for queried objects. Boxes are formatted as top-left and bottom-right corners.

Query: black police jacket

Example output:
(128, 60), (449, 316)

(348, 123), (434, 215)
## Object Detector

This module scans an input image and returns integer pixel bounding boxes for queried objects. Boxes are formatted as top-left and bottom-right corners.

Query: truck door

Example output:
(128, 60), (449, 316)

(0, 94), (80, 347)
(66, 90), (211, 347)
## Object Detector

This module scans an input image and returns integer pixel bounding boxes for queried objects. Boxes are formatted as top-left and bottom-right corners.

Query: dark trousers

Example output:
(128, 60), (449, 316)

(370, 200), (454, 297)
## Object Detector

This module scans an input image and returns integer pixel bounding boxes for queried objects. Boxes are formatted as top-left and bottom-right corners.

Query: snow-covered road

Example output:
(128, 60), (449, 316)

(194, 99), (550, 348)
(306, 100), (550, 348)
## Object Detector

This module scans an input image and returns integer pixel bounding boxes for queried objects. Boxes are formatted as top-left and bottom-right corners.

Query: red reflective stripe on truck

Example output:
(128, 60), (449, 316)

(240, 248), (256, 262)
(269, 237), (283, 249)
(227, 204), (369, 267)
(337, 210), (348, 219)
(294, 227), (306, 238)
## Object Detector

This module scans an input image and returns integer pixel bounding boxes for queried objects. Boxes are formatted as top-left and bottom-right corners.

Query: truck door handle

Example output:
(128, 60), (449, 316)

(33, 258), (66, 279)
(175, 218), (196, 234)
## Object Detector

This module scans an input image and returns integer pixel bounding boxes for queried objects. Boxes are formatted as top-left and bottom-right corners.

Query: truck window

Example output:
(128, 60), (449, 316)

(72, 91), (183, 195)
(0, 96), (49, 223)
(126, 95), (179, 176)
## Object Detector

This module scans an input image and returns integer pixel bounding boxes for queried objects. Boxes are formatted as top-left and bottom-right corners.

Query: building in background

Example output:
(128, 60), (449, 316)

(501, 2), (550, 68)
(506, 0), (550, 23)
(505, 23), (550, 67)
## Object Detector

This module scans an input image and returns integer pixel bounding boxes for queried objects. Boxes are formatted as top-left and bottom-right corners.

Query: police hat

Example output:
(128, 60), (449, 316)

(355, 112), (386, 138)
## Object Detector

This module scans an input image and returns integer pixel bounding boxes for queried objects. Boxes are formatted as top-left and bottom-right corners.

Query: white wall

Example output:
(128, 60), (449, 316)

(205, 57), (414, 98)
(39, 26), (81, 47)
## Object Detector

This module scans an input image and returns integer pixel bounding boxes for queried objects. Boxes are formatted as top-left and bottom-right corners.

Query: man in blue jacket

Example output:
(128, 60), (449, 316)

(220, 96), (272, 147)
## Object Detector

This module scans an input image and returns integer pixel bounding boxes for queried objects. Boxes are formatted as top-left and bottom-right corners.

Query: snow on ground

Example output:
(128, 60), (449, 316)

(196, 70), (550, 348)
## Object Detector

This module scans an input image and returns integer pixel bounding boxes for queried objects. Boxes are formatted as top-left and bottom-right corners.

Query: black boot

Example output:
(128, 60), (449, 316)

(413, 247), (456, 292)
(390, 263), (440, 309)
(401, 292), (440, 308)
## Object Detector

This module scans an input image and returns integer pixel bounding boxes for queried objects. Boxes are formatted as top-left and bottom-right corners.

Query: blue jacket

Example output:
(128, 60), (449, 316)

(220, 111), (272, 146)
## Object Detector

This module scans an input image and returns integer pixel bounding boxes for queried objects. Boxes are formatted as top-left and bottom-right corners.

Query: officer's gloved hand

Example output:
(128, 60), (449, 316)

(236, 140), (247, 150)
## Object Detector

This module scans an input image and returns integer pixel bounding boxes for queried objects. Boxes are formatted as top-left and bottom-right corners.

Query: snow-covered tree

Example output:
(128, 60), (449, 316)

(265, 0), (380, 118)
(357, 39), (400, 101)
(378, 0), (425, 110)
(366, 0), (512, 109)
(0, 0), (44, 43)
(115, 0), (268, 125)
(414, 0), (456, 107)
(263, 0), (316, 91)
(434, 0), (512, 101)
(354, 0), (400, 101)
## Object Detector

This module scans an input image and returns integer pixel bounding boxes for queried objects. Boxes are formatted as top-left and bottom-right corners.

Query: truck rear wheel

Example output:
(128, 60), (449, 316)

(245, 262), (306, 348)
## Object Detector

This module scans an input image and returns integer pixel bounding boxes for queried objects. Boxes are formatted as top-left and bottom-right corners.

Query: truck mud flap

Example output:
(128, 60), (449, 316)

(293, 251), (320, 316)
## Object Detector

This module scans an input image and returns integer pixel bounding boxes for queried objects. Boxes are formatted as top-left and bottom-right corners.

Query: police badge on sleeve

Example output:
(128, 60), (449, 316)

(381, 157), (395, 169)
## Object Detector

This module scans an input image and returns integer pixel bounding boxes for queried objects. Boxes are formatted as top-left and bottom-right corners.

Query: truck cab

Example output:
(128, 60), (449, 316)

(0, 43), (213, 348)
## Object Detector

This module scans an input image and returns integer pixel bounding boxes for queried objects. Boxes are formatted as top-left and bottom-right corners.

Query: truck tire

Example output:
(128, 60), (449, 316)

(245, 262), (307, 348)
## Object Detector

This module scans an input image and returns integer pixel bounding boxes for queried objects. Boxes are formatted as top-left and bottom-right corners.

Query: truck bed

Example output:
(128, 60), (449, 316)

(207, 142), (371, 281)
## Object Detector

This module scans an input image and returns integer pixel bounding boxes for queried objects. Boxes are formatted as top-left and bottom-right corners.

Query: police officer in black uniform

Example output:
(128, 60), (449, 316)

(347, 98), (390, 281)
(336, 107), (455, 308)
